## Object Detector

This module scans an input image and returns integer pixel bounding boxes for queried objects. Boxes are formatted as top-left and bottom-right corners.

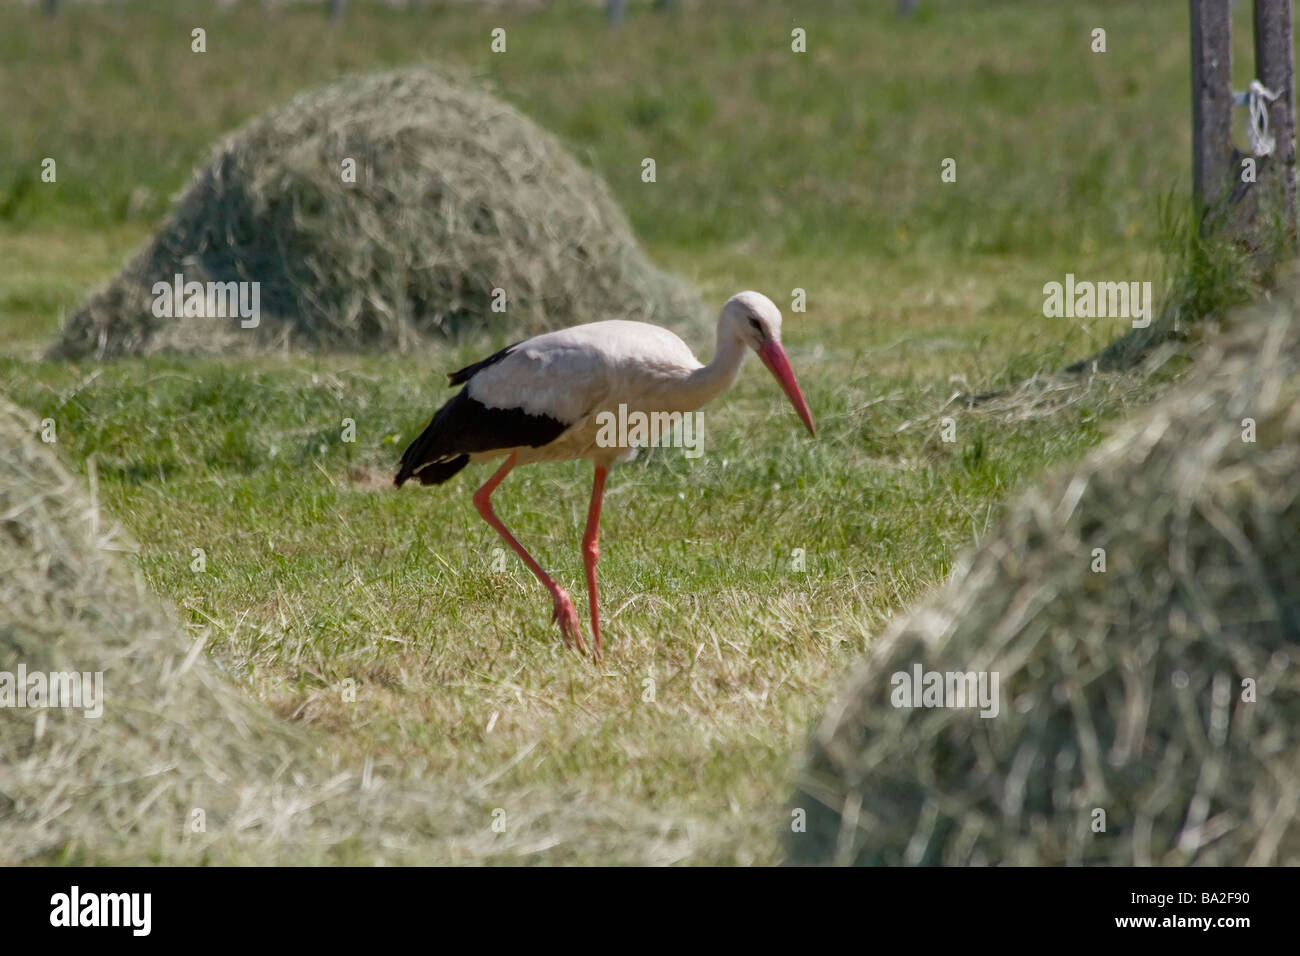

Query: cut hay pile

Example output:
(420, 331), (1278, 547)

(51, 68), (702, 360)
(0, 398), (735, 863)
(790, 285), (1300, 866)
(0, 395), (321, 862)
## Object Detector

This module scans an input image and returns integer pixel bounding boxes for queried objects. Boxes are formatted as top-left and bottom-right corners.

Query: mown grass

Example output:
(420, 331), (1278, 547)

(0, 345), (1174, 862)
(0, 0), (1226, 863)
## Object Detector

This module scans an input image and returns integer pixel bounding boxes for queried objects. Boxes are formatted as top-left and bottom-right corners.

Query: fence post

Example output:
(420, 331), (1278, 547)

(1254, 0), (1298, 239)
(1190, 0), (1234, 213)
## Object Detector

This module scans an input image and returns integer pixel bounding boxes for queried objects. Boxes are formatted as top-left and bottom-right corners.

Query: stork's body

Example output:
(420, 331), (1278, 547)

(394, 291), (815, 660)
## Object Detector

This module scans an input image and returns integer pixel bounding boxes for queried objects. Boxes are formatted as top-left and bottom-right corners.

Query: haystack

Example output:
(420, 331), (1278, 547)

(790, 283), (1300, 866)
(0, 395), (328, 862)
(51, 69), (702, 359)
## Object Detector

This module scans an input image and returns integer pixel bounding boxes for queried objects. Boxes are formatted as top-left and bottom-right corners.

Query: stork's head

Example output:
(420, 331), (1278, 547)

(721, 291), (816, 437)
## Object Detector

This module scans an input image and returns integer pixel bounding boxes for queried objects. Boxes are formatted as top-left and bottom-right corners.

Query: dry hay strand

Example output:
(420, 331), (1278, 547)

(948, 351), (1175, 429)
(51, 68), (703, 360)
(0, 398), (742, 863)
(789, 284), (1300, 866)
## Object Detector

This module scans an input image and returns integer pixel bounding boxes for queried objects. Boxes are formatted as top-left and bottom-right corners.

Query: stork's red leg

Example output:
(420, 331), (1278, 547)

(581, 465), (608, 662)
(473, 453), (585, 653)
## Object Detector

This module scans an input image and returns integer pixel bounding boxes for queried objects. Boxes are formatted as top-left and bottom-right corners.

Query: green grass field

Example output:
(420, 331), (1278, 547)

(0, 0), (1251, 863)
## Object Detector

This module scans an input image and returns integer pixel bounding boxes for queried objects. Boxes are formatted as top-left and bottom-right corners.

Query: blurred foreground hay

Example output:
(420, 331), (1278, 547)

(0, 397), (727, 863)
(790, 282), (1300, 865)
(51, 68), (702, 360)
(0, 394), (319, 862)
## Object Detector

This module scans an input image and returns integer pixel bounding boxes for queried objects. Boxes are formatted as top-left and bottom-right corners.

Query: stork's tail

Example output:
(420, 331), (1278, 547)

(394, 412), (470, 487)
(394, 451), (469, 487)
(394, 365), (569, 488)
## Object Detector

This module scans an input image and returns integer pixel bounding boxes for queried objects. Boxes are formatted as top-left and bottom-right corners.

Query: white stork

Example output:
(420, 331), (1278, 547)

(394, 291), (816, 660)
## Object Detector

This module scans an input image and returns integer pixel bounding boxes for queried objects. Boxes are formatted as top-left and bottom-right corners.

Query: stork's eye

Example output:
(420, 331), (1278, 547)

(747, 316), (763, 334)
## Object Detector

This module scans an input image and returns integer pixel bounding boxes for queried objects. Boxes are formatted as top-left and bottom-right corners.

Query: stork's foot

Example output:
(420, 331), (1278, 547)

(550, 588), (587, 654)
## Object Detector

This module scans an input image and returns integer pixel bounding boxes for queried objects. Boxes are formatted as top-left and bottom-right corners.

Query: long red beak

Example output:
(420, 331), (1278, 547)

(757, 340), (816, 437)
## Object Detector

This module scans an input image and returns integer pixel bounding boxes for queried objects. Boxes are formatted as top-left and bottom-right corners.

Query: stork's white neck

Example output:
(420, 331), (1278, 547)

(682, 320), (748, 410)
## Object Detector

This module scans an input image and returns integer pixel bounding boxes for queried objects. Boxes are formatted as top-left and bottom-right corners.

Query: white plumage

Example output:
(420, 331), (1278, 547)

(395, 291), (816, 660)
(466, 319), (703, 461)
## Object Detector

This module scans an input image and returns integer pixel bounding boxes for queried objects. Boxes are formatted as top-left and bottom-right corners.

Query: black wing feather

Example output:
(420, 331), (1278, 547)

(394, 388), (570, 487)
(446, 341), (523, 386)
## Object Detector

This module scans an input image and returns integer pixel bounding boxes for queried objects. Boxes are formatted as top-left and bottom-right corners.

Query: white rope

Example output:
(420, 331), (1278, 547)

(1234, 79), (1280, 157)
